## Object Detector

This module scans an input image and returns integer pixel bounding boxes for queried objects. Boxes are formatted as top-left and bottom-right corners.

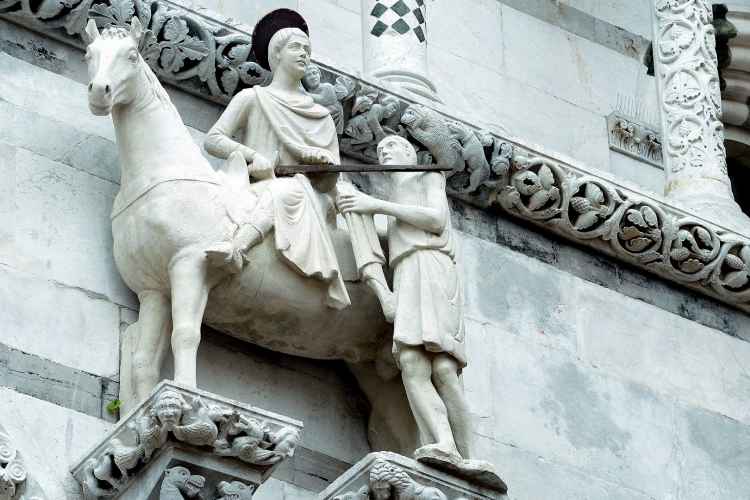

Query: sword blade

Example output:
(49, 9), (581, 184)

(274, 164), (453, 176)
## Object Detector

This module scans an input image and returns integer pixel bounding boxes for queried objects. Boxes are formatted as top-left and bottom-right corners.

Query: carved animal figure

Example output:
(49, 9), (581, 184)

(400, 105), (463, 172)
(302, 64), (355, 134)
(446, 122), (490, 193)
(475, 130), (514, 190)
(216, 480), (255, 500)
(159, 466), (205, 500)
(369, 459), (448, 500)
(83, 18), (415, 457)
(173, 397), (221, 446)
(342, 85), (401, 159)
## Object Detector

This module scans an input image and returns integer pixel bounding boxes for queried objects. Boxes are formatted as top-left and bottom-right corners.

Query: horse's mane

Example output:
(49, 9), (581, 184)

(139, 58), (181, 119)
(99, 24), (182, 119)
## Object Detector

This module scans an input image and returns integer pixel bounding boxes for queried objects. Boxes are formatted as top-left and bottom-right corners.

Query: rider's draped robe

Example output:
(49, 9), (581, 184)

(205, 86), (384, 309)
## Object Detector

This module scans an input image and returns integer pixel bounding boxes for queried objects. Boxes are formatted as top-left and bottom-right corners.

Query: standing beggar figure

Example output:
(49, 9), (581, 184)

(337, 136), (497, 479)
(204, 9), (393, 316)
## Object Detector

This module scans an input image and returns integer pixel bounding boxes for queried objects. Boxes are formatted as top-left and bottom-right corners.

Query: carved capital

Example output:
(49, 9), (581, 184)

(319, 452), (507, 500)
(70, 381), (303, 499)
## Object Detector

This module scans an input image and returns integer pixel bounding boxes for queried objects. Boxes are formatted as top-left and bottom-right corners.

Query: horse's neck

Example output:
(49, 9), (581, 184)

(112, 66), (207, 188)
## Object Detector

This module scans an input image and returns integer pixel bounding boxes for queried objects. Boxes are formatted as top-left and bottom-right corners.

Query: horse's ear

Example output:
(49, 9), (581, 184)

(84, 18), (100, 44)
(130, 16), (144, 43)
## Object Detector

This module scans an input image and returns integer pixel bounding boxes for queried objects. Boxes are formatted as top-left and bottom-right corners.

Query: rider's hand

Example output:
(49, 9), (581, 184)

(301, 147), (334, 165)
(249, 152), (275, 179)
(337, 191), (381, 215)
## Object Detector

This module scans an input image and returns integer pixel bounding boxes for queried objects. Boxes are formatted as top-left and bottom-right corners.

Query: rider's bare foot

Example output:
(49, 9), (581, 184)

(206, 242), (243, 274)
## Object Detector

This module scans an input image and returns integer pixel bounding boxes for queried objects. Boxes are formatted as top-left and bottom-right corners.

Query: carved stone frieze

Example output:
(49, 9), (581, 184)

(70, 381), (302, 499)
(5, 0), (750, 315)
(319, 452), (506, 500)
(607, 112), (663, 167)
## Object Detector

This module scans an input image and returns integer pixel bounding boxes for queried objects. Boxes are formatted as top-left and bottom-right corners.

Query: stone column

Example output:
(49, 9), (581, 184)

(651, 0), (748, 229)
(361, 0), (440, 102)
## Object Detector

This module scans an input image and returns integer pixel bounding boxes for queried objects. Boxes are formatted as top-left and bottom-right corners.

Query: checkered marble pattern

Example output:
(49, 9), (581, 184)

(369, 0), (427, 43)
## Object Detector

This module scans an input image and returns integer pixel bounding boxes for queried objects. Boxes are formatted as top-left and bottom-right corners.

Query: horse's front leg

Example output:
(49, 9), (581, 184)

(120, 290), (172, 414)
(169, 254), (211, 387)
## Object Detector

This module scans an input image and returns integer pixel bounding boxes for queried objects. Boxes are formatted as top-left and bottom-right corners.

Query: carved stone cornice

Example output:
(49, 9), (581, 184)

(4, 0), (750, 315)
(70, 381), (302, 499)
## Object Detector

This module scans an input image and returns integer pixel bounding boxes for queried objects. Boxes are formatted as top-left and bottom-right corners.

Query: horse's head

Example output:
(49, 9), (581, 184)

(83, 17), (144, 116)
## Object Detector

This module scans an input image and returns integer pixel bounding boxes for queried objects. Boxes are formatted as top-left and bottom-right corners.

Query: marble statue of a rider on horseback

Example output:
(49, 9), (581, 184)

(83, 7), (504, 487)
(83, 8), (397, 414)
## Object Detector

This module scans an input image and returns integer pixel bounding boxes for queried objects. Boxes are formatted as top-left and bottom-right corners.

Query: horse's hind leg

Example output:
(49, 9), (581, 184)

(169, 255), (211, 387)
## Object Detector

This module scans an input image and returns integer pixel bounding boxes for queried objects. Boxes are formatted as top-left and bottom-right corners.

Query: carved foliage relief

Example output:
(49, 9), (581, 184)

(76, 386), (300, 499)
(654, 0), (727, 177)
(0, 0), (271, 101)
(4, 0), (750, 314)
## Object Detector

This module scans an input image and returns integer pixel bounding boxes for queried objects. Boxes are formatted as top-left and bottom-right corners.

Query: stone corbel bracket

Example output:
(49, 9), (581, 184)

(70, 381), (303, 499)
(607, 112), (663, 167)
(4, 0), (750, 315)
(318, 451), (506, 500)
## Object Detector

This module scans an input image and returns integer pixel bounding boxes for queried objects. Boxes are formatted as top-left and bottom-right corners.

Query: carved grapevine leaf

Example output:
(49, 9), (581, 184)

(575, 211), (600, 231)
(37, 0), (77, 20)
(159, 17), (209, 73)
(642, 206), (658, 227)
(724, 270), (749, 289)
(628, 210), (648, 228)
(221, 68), (240, 96)
(528, 190), (551, 211)
(65, 0), (94, 35)
(585, 182), (604, 205)
(741, 245), (750, 265)
(140, 30), (160, 62)
(694, 226), (712, 247)
(626, 237), (653, 253)
(681, 258), (704, 273)
(666, 72), (701, 107)
(538, 165), (554, 190)
(90, 0), (135, 27)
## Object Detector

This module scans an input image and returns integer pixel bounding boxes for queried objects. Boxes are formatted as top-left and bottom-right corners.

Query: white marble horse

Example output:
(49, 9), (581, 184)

(82, 18), (414, 449)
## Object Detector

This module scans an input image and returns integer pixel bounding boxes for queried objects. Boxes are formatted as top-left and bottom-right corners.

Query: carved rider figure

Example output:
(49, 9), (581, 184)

(204, 9), (391, 314)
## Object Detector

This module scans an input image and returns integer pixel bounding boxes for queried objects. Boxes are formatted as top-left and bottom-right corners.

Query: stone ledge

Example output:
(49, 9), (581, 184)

(318, 451), (508, 500)
(3, 0), (750, 316)
(70, 380), (303, 499)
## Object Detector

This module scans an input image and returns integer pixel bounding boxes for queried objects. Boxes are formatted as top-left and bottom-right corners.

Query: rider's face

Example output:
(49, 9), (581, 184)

(279, 34), (311, 80)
